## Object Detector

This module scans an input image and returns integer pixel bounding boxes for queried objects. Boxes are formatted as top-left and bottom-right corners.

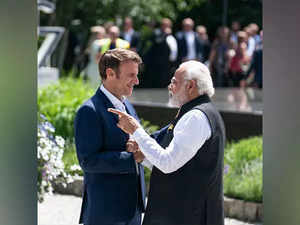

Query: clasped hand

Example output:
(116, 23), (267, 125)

(126, 139), (145, 163)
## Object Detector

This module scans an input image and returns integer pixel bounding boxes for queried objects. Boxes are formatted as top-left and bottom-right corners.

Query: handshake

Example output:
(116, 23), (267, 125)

(126, 139), (145, 163)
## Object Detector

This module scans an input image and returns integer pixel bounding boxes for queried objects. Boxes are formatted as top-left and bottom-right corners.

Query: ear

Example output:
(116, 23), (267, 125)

(186, 79), (196, 90)
(106, 68), (116, 78)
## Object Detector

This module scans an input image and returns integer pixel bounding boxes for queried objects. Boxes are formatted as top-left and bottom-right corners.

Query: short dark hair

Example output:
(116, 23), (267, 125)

(99, 48), (142, 80)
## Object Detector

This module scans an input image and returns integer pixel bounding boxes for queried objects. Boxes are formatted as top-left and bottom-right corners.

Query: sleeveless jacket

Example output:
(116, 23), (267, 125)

(143, 95), (226, 225)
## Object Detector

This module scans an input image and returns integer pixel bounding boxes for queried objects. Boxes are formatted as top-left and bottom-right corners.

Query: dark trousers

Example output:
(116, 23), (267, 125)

(84, 208), (142, 225)
(116, 208), (142, 225)
(85, 183), (144, 225)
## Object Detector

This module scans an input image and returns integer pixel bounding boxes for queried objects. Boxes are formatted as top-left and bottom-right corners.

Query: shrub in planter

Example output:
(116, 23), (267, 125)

(38, 114), (73, 202)
(224, 136), (262, 202)
(38, 77), (94, 140)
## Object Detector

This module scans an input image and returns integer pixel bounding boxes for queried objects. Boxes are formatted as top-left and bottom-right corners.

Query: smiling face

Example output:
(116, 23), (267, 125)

(108, 60), (139, 99)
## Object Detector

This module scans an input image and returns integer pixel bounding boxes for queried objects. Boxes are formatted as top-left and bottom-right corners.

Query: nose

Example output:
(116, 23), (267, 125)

(168, 83), (172, 91)
(134, 75), (139, 85)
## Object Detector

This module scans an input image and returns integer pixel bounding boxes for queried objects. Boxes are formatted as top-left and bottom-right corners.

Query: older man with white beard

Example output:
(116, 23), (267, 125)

(109, 60), (226, 225)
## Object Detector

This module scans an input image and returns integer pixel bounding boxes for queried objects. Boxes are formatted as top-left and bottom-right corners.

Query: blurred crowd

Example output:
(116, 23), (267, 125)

(77, 17), (262, 89)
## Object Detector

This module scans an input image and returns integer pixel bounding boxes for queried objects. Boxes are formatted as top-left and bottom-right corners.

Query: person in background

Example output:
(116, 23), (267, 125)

(196, 25), (211, 64)
(143, 18), (178, 88)
(84, 26), (106, 85)
(241, 30), (263, 89)
(249, 23), (261, 49)
(208, 26), (232, 87)
(228, 31), (251, 87)
(176, 18), (204, 64)
(120, 17), (141, 53)
(98, 25), (130, 56)
(230, 21), (241, 46)
(104, 21), (114, 34)
(243, 26), (256, 57)
(93, 26), (130, 85)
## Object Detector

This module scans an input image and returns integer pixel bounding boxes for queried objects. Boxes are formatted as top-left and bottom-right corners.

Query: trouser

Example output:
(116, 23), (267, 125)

(85, 181), (144, 225)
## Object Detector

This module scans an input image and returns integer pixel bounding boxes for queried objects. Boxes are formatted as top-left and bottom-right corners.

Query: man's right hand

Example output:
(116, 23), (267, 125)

(126, 139), (139, 153)
(133, 151), (145, 163)
(126, 139), (145, 163)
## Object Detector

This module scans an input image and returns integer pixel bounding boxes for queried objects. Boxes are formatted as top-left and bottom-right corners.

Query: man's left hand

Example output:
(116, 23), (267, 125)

(133, 151), (145, 163)
(108, 108), (140, 134)
(126, 139), (139, 153)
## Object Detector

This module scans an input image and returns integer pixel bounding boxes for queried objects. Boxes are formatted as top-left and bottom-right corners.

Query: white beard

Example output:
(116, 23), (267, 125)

(168, 91), (187, 107)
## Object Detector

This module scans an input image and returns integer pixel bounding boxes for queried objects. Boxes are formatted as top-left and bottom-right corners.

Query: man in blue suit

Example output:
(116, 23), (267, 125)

(74, 48), (146, 225)
(175, 18), (204, 65)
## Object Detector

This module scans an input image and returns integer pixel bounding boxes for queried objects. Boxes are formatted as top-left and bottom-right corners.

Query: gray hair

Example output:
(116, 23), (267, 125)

(181, 60), (215, 97)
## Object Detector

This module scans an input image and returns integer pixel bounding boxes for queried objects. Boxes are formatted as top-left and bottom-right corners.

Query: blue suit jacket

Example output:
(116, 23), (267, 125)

(74, 88), (146, 225)
(175, 31), (204, 63)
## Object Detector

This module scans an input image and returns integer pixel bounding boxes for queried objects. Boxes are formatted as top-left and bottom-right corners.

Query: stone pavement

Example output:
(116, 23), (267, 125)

(38, 194), (262, 225)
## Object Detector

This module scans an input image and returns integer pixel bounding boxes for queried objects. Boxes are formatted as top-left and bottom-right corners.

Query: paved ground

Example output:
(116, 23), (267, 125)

(38, 194), (261, 225)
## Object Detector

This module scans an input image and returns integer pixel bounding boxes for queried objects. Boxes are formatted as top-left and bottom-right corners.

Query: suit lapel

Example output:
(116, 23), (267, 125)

(123, 100), (137, 119)
(95, 88), (137, 123)
(95, 88), (119, 123)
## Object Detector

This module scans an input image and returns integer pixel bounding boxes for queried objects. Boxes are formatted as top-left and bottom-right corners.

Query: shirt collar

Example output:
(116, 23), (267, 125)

(125, 28), (134, 35)
(184, 31), (194, 35)
(177, 94), (211, 119)
(100, 84), (126, 111)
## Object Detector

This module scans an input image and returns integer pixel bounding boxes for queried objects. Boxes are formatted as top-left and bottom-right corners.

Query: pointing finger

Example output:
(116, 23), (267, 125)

(108, 108), (127, 117)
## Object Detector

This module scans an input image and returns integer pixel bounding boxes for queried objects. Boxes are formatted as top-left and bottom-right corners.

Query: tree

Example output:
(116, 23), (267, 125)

(39, 0), (262, 73)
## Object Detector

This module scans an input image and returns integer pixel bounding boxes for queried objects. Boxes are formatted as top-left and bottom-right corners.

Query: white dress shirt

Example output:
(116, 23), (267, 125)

(184, 31), (197, 60)
(166, 34), (178, 62)
(123, 29), (134, 44)
(133, 109), (212, 174)
(247, 36), (256, 57)
(100, 85), (126, 111)
(100, 85), (139, 173)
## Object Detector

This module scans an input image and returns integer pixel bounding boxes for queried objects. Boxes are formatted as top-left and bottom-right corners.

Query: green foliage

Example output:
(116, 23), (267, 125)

(41, 0), (261, 72)
(38, 114), (73, 202)
(45, 0), (262, 39)
(38, 36), (45, 49)
(38, 77), (95, 140)
(224, 136), (262, 202)
(62, 141), (83, 176)
(144, 167), (152, 190)
(141, 136), (263, 202)
(140, 119), (159, 135)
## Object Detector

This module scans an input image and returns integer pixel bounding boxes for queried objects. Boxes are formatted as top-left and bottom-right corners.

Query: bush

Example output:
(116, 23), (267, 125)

(143, 136), (262, 202)
(224, 136), (262, 202)
(38, 77), (95, 140)
(38, 114), (73, 202)
(62, 142), (82, 176)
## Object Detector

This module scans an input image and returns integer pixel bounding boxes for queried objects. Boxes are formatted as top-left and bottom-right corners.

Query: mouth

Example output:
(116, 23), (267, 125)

(127, 84), (134, 93)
